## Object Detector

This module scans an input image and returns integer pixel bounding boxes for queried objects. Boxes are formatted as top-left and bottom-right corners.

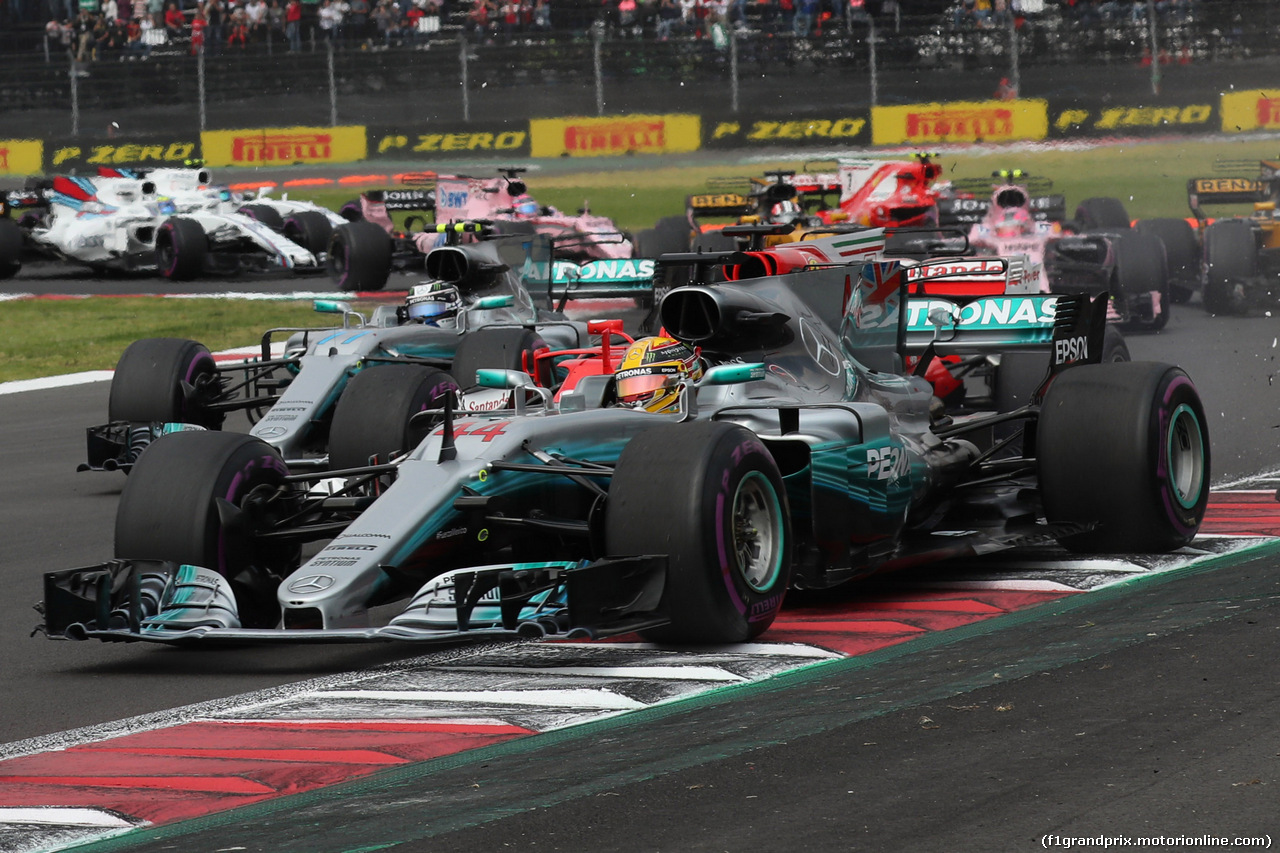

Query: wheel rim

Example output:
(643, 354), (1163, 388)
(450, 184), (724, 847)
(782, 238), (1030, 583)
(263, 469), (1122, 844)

(157, 233), (175, 272)
(1167, 403), (1205, 509)
(731, 471), (784, 592)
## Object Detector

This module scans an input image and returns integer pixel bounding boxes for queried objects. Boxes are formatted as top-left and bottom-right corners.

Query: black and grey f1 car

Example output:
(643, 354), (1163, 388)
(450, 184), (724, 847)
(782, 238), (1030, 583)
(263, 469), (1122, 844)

(40, 250), (1210, 647)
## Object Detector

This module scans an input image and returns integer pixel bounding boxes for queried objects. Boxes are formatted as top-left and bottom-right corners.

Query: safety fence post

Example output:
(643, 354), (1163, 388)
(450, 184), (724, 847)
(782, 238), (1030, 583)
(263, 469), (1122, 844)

(198, 43), (207, 132)
(68, 51), (79, 137)
(1147, 0), (1160, 94)
(327, 38), (338, 126)
(868, 18), (878, 108)
(1008, 11), (1020, 97)
(593, 28), (604, 116)
(459, 34), (470, 122)
(730, 28), (739, 113)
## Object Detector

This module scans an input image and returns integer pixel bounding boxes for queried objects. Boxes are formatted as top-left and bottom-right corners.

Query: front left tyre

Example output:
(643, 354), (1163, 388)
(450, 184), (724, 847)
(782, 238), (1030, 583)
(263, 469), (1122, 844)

(606, 421), (792, 643)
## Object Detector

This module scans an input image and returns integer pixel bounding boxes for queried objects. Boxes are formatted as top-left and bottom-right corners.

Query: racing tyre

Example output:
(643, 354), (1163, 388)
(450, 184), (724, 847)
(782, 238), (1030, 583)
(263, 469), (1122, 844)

(283, 210), (334, 256)
(237, 203), (285, 231)
(450, 326), (552, 389)
(155, 216), (207, 281)
(115, 431), (298, 627)
(0, 218), (22, 279)
(1202, 219), (1256, 315)
(1038, 362), (1209, 553)
(652, 215), (694, 251)
(1113, 230), (1170, 331)
(606, 421), (791, 644)
(108, 337), (224, 428)
(330, 220), (393, 291)
(1135, 217), (1199, 304)
(339, 199), (363, 221)
(328, 365), (459, 470)
(1075, 197), (1131, 230)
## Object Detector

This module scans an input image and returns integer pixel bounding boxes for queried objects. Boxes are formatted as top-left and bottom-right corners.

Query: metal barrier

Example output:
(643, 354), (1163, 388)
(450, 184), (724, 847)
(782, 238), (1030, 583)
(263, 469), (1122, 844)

(1, 0), (1274, 139)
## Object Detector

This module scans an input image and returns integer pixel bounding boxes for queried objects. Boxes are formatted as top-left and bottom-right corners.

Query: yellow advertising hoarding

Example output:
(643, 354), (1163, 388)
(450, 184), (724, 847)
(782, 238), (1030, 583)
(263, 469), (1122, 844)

(200, 126), (367, 167)
(1220, 89), (1280, 133)
(0, 139), (44, 177)
(530, 114), (700, 158)
(872, 100), (1048, 146)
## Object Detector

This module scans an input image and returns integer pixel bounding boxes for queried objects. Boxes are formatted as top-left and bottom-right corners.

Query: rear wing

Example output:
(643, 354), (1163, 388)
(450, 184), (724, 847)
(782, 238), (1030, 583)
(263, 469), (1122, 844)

(1186, 176), (1269, 219)
(937, 191), (1067, 227)
(1, 188), (47, 217)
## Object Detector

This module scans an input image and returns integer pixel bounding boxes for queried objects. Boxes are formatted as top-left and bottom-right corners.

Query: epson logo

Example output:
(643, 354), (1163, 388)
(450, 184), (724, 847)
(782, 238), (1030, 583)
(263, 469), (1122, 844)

(1055, 335), (1088, 364)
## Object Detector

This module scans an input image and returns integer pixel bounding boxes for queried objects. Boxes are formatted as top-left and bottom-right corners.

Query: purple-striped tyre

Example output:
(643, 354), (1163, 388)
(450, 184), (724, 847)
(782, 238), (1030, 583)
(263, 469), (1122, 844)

(108, 337), (224, 429)
(1038, 362), (1209, 553)
(155, 216), (207, 281)
(115, 431), (296, 627)
(606, 421), (792, 643)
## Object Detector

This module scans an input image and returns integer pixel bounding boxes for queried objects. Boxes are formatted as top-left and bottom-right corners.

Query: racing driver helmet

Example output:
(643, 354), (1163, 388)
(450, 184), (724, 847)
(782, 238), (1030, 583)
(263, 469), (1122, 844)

(614, 336), (703, 414)
(769, 199), (804, 225)
(404, 280), (464, 326)
(512, 194), (541, 218)
(993, 207), (1033, 238)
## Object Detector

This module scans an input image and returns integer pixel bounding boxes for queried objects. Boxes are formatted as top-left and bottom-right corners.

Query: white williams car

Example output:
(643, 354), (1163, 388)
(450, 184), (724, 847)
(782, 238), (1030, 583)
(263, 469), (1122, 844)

(0, 167), (345, 280)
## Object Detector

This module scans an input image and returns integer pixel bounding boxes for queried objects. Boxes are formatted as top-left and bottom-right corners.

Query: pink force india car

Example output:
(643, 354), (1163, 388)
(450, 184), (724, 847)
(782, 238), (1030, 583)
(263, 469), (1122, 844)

(936, 170), (1170, 331)
(328, 168), (667, 301)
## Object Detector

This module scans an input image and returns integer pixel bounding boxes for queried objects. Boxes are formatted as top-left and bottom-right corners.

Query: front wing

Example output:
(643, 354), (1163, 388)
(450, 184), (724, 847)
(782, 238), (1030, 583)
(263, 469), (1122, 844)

(37, 556), (669, 645)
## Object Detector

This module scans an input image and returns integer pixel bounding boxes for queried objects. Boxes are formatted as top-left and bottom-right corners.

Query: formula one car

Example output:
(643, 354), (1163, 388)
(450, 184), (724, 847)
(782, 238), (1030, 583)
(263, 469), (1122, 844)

(40, 246), (1209, 648)
(1134, 158), (1280, 314)
(331, 168), (656, 294)
(80, 229), (588, 476)
(939, 171), (1169, 331)
(0, 167), (345, 281)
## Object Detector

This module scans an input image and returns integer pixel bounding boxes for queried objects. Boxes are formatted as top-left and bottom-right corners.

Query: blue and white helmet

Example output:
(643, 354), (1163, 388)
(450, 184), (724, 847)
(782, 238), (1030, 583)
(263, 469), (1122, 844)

(405, 280), (463, 326)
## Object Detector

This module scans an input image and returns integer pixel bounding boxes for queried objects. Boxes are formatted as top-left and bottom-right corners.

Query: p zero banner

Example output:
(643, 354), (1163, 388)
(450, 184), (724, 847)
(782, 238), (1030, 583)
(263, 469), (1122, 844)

(704, 114), (870, 148)
(368, 123), (530, 159)
(871, 100), (1048, 146)
(1048, 102), (1215, 138)
(529, 114), (700, 158)
(200, 126), (367, 168)
(1220, 89), (1280, 134)
(0, 140), (44, 177)
(45, 138), (201, 172)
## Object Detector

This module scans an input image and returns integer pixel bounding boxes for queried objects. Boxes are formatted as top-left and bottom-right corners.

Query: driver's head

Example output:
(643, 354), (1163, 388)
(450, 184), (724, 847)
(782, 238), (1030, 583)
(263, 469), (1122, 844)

(513, 195), (540, 217)
(404, 280), (463, 326)
(614, 336), (702, 413)
(769, 199), (803, 225)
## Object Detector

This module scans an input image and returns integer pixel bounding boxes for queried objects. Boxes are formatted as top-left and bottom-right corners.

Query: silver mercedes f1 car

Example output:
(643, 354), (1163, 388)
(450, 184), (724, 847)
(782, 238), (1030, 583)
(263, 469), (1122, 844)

(40, 245), (1209, 647)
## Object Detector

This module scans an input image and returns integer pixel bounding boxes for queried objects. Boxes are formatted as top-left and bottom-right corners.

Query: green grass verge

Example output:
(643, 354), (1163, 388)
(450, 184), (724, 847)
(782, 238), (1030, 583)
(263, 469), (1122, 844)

(0, 298), (339, 383)
(6, 136), (1275, 384)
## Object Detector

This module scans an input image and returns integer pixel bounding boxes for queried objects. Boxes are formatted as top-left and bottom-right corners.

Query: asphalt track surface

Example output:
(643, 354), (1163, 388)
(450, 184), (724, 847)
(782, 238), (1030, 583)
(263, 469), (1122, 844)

(2, 261), (1279, 848)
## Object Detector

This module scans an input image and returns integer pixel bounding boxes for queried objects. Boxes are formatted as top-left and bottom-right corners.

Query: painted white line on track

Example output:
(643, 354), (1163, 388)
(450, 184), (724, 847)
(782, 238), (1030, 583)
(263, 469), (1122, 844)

(305, 688), (650, 710)
(433, 665), (746, 682)
(0, 809), (139, 829)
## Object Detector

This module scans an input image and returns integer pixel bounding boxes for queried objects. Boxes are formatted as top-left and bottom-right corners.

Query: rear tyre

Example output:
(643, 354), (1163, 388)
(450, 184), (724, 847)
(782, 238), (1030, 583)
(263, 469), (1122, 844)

(115, 431), (297, 627)
(155, 216), (207, 281)
(0, 218), (22, 279)
(1202, 219), (1255, 315)
(606, 421), (791, 644)
(1135, 217), (1198, 304)
(1038, 362), (1209, 553)
(237, 203), (285, 231)
(330, 220), (392, 291)
(283, 210), (333, 256)
(328, 365), (459, 470)
(1075, 197), (1131, 230)
(108, 337), (224, 428)
(450, 326), (552, 389)
(1113, 230), (1170, 331)
(338, 199), (363, 221)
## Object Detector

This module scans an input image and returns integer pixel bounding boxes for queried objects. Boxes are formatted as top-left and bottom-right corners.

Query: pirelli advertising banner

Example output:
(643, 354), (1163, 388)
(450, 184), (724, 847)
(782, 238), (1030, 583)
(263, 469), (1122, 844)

(44, 138), (201, 172)
(200, 126), (367, 168)
(1220, 89), (1280, 134)
(871, 100), (1048, 146)
(703, 113), (870, 148)
(529, 114), (700, 158)
(368, 123), (530, 159)
(0, 140), (44, 177)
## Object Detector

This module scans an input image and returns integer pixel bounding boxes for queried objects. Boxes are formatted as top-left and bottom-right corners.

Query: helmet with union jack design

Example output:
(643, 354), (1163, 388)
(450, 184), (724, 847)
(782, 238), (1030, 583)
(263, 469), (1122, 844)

(614, 336), (703, 413)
